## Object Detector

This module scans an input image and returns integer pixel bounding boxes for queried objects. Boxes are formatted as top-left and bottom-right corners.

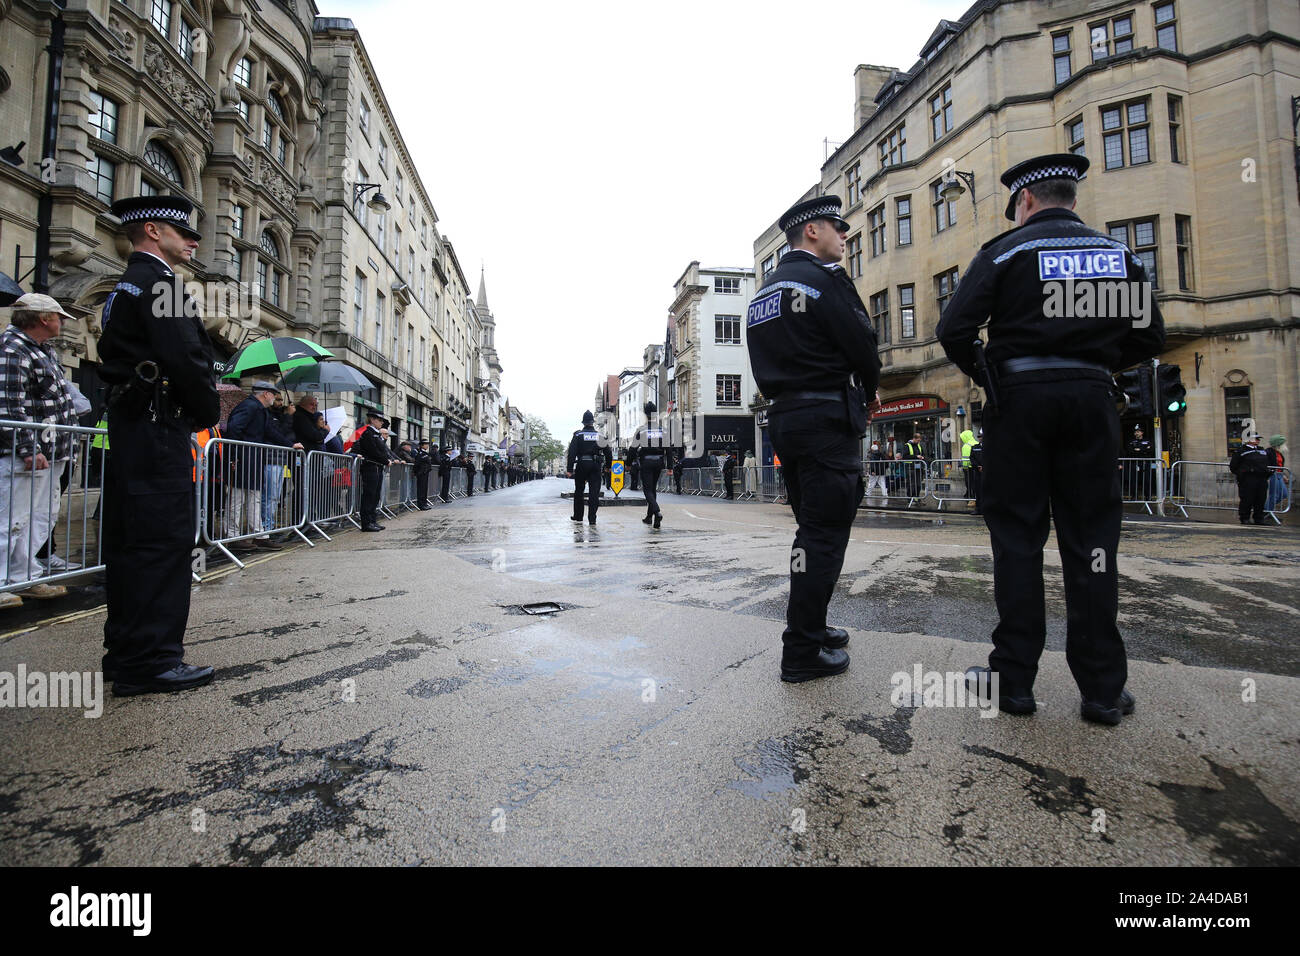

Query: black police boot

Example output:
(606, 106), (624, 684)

(642, 515), (653, 524)
(113, 663), (215, 697)
(964, 666), (1036, 714)
(653, 512), (662, 529)
(361, 523), (384, 532)
(571, 515), (583, 523)
(780, 647), (850, 683)
(1081, 688), (1136, 726)
(823, 626), (850, 649)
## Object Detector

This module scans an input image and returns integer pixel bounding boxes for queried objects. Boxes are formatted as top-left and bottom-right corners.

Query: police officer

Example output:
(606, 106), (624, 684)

(438, 445), (453, 502)
(936, 153), (1166, 725)
(1125, 424), (1154, 501)
(630, 400), (672, 528)
(413, 439), (434, 509)
(567, 411), (611, 525)
(746, 194), (881, 683)
(464, 453), (476, 497)
(354, 408), (390, 530)
(1230, 434), (1272, 525)
(99, 195), (219, 696)
(968, 428), (985, 515)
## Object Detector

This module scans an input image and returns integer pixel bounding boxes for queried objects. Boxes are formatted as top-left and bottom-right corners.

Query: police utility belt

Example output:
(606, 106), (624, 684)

(996, 356), (1109, 378)
(106, 361), (185, 422)
(575, 455), (599, 462)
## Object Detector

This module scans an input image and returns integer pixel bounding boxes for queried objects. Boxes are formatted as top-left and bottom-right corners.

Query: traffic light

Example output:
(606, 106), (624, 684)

(1115, 365), (1153, 416)
(1157, 364), (1187, 416)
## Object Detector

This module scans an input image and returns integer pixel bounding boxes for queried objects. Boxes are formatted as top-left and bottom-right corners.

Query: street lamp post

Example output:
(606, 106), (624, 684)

(940, 170), (978, 221)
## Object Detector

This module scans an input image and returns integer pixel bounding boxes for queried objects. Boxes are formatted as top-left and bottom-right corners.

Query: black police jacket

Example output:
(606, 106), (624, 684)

(629, 423), (674, 467)
(1230, 445), (1271, 475)
(1127, 438), (1153, 458)
(408, 449), (433, 475)
(99, 251), (219, 427)
(353, 425), (390, 467)
(567, 425), (611, 472)
(745, 249), (880, 404)
(936, 208), (1166, 377)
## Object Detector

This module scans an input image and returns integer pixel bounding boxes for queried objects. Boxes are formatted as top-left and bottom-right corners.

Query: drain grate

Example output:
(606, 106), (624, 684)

(521, 602), (562, 615)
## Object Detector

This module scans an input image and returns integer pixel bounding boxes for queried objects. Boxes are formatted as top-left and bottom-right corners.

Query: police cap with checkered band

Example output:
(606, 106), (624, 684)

(1001, 153), (1089, 221)
(778, 195), (850, 233)
(110, 195), (203, 242)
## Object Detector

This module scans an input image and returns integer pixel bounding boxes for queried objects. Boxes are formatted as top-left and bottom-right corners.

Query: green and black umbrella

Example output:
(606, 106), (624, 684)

(216, 336), (333, 380)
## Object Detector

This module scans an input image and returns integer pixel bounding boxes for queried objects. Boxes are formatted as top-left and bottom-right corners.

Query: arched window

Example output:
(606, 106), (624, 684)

(143, 141), (182, 188)
(257, 230), (285, 308)
(259, 229), (280, 260)
(266, 91), (285, 122)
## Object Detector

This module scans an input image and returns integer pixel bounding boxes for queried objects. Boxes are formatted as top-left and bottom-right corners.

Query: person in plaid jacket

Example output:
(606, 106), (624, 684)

(0, 293), (80, 606)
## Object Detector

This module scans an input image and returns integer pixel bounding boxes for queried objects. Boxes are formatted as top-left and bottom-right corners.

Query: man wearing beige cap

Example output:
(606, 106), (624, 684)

(0, 293), (80, 608)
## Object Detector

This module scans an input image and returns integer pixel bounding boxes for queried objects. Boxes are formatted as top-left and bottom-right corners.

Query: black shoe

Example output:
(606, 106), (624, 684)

(781, 647), (850, 683)
(1081, 688), (1135, 725)
(1240, 518), (1249, 525)
(588, 520), (597, 526)
(255, 538), (283, 551)
(361, 523), (383, 532)
(113, 663), (215, 697)
(571, 516), (583, 523)
(964, 666), (1036, 714)
(653, 513), (662, 529)
(642, 516), (653, 524)
(823, 626), (850, 649)
(418, 504), (431, 511)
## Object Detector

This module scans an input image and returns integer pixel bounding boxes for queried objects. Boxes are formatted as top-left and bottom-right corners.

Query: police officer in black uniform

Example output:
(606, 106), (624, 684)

(567, 411), (612, 525)
(354, 408), (390, 530)
(630, 401), (673, 528)
(936, 153), (1166, 725)
(413, 439), (434, 509)
(438, 445), (453, 502)
(1125, 424), (1154, 501)
(747, 195), (881, 683)
(99, 195), (219, 696)
(1230, 434), (1272, 524)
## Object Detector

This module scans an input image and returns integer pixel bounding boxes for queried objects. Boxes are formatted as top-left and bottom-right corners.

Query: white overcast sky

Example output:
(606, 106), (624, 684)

(321, 0), (960, 439)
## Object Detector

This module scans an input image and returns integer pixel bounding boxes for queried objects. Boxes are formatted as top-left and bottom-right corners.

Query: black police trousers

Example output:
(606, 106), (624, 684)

(359, 461), (383, 524)
(572, 460), (601, 521)
(981, 371), (1125, 704)
(641, 458), (664, 517)
(768, 404), (864, 663)
(415, 472), (430, 507)
(101, 411), (195, 679)
(439, 469), (451, 502)
(1237, 472), (1268, 522)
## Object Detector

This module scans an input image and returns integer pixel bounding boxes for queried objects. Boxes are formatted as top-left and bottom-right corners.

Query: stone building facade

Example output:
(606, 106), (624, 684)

(753, 0), (1300, 465)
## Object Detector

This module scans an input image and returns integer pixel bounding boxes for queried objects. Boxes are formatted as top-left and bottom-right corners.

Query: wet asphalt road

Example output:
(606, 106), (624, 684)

(1, 478), (1297, 866)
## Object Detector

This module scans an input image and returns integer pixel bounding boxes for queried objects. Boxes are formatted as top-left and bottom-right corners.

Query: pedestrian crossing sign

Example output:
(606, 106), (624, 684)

(611, 460), (624, 495)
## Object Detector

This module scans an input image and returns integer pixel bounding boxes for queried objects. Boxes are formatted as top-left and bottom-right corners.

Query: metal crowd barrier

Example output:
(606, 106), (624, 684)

(1118, 457), (1162, 514)
(383, 461), (415, 516)
(1166, 461), (1292, 523)
(927, 458), (976, 510)
(199, 437), (312, 567)
(304, 450), (360, 540)
(448, 468), (468, 499)
(858, 459), (929, 508)
(0, 419), (106, 593)
(738, 466), (761, 500)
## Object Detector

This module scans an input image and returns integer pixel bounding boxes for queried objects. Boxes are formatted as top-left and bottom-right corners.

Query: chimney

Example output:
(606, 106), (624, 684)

(854, 64), (898, 129)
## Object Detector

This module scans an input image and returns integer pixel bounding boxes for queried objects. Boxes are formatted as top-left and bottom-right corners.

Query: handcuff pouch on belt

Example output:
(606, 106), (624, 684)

(107, 361), (183, 423)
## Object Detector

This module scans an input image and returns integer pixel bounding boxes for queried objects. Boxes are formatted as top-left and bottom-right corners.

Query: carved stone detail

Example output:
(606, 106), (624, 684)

(106, 12), (136, 59)
(144, 40), (214, 136)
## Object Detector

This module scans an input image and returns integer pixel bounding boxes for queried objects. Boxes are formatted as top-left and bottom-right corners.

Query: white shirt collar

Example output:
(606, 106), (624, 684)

(137, 250), (174, 274)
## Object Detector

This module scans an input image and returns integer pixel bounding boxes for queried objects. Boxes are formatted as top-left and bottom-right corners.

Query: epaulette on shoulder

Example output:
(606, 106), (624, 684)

(113, 281), (144, 297)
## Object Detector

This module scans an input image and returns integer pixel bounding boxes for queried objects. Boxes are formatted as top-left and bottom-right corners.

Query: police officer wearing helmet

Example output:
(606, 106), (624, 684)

(936, 153), (1166, 725)
(630, 400), (672, 528)
(567, 411), (612, 525)
(746, 194), (881, 683)
(99, 195), (219, 696)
